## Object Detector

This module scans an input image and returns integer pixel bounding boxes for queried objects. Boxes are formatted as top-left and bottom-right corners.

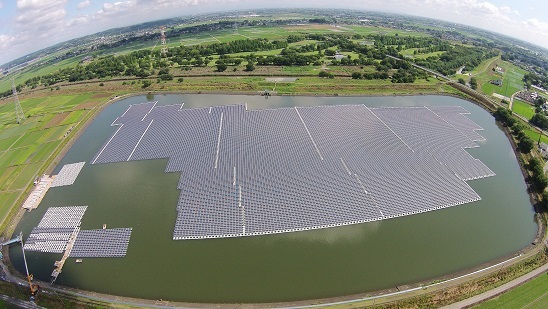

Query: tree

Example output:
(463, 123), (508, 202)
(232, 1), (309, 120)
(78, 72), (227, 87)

(352, 72), (362, 79)
(542, 191), (548, 211)
(470, 77), (478, 90)
(531, 113), (548, 130)
(216, 61), (227, 72)
(532, 172), (548, 193)
(142, 80), (152, 89)
(519, 136), (534, 153)
(245, 62), (255, 72)
(528, 157), (543, 172)
(319, 71), (329, 78)
(493, 107), (515, 126)
(458, 78), (466, 85)
(159, 74), (173, 81)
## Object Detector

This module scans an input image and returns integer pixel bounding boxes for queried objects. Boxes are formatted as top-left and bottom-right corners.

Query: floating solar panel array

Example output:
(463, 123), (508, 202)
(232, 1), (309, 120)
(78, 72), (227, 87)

(24, 206), (86, 253)
(371, 107), (495, 181)
(70, 228), (132, 258)
(51, 162), (86, 187)
(24, 206), (132, 257)
(91, 102), (495, 240)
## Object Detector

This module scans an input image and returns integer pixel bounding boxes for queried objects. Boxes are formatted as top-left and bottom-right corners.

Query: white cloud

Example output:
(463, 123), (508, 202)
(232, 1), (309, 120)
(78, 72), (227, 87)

(0, 34), (15, 50)
(78, 0), (91, 10)
(1, 0), (548, 65)
(522, 18), (548, 34)
(0, 2), (3, 10)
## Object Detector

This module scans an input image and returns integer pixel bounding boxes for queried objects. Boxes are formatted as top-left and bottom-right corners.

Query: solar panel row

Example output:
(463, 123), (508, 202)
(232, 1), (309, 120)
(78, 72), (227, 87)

(91, 103), (494, 240)
(51, 162), (86, 187)
(25, 206), (132, 257)
(70, 228), (132, 258)
(24, 206), (87, 253)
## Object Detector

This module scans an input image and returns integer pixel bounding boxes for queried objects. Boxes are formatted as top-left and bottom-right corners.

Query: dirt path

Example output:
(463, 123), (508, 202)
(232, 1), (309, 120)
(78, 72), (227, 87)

(442, 263), (548, 308)
(509, 91), (520, 110)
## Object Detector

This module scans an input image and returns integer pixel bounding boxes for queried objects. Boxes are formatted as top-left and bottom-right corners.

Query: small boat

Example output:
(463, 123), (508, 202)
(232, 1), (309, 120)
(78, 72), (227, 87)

(103, 224), (107, 229)
(75, 259), (83, 263)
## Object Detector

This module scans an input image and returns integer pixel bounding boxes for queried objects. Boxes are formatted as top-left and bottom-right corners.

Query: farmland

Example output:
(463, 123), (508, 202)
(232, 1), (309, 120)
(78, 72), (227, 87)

(0, 92), (112, 229)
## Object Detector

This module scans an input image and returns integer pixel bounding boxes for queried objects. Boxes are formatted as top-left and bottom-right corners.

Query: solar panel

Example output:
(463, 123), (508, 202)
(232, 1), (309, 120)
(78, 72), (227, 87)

(51, 162), (86, 187)
(92, 103), (495, 240)
(70, 228), (132, 258)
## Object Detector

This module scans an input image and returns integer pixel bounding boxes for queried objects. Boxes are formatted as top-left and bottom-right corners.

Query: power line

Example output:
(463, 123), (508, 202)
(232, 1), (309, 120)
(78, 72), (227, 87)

(12, 78), (24, 124)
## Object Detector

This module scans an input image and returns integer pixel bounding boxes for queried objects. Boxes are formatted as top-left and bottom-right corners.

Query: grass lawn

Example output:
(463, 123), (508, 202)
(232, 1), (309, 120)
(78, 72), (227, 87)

(512, 99), (535, 120)
(401, 48), (446, 60)
(478, 60), (527, 98)
(523, 127), (548, 145)
(473, 273), (548, 309)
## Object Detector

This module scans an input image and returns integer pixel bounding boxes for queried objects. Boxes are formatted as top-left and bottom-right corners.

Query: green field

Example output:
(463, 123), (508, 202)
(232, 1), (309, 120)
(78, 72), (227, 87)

(401, 48), (446, 60)
(479, 60), (527, 98)
(523, 127), (548, 145)
(512, 99), (535, 120)
(473, 273), (548, 309)
(0, 92), (107, 229)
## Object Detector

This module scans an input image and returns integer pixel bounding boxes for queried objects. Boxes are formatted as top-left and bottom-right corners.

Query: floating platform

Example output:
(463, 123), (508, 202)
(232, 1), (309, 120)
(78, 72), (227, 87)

(51, 162), (86, 187)
(24, 206), (86, 253)
(91, 103), (495, 240)
(70, 228), (132, 258)
(22, 174), (54, 211)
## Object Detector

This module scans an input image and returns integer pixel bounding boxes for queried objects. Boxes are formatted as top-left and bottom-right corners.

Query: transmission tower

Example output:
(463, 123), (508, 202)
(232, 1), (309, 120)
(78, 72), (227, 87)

(12, 78), (24, 124)
(160, 26), (168, 57)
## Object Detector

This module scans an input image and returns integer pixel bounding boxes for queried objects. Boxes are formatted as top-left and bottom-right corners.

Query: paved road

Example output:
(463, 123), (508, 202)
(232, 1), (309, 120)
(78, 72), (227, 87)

(442, 263), (548, 309)
(0, 294), (44, 309)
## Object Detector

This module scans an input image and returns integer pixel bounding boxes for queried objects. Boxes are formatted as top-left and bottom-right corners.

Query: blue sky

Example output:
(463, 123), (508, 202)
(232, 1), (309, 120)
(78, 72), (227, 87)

(0, 0), (547, 66)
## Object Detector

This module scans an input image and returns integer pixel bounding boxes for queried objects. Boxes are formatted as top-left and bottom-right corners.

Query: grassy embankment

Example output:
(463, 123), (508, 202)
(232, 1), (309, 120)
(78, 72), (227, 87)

(473, 272), (548, 309)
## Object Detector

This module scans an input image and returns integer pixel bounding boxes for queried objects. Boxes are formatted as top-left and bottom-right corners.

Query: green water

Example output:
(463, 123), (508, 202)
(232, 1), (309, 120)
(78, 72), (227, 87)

(11, 94), (537, 303)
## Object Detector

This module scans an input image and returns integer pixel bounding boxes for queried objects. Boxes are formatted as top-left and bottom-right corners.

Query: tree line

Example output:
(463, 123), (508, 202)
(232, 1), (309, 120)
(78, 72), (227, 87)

(1, 32), (498, 98)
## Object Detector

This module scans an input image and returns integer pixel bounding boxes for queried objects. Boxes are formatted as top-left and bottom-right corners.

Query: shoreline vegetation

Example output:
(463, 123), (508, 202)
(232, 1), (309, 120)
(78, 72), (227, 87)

(0, 11), (546, 306)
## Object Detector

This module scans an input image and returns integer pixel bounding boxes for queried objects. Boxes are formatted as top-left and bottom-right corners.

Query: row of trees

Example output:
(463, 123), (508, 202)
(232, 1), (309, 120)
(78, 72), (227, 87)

(1, 31), (498, 98)
(415, 45), (498, 76)
(531, 113), (548, 130)
(494, 108), (548, 195)
(523, 72), (548, 90)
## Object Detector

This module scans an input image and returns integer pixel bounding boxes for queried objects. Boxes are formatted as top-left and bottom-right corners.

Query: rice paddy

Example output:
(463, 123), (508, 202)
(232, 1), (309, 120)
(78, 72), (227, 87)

(0, 92), (110, 226)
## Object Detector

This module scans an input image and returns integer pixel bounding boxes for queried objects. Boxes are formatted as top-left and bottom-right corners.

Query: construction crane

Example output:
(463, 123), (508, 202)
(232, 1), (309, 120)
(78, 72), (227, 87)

(19, 232), (39, 300)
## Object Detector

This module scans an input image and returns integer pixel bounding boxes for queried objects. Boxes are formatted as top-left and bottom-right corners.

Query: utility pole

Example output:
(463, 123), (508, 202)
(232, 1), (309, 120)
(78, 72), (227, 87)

(12, 78), (24, 124)
(160, 26), (168, 57)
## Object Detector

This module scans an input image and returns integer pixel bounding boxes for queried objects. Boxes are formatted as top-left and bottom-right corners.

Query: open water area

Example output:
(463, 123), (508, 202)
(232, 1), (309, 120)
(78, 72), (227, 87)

(10, 94), (537, 303)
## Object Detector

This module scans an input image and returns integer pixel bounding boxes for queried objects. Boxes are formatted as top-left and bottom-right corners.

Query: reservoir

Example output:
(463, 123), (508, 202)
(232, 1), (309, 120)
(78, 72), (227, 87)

(10, 94), (537, 303)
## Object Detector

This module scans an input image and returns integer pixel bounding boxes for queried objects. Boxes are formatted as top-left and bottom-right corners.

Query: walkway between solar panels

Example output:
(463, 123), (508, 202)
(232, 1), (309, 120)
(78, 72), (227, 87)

(0, 233), (22, 246)
(51, 228), (79, 283)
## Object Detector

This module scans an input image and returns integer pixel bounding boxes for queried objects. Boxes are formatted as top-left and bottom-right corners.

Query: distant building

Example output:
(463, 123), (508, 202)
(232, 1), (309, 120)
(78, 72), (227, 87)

(539, 142), (548, 159)
(80, 56), (93, 64)
(490, 79), (502, 86)
(531, 84), (547, 93)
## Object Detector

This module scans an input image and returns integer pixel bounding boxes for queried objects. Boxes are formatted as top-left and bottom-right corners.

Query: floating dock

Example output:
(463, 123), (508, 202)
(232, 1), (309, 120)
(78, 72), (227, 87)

(23, 206), (133, 281)
(22, 175), (54, 211)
